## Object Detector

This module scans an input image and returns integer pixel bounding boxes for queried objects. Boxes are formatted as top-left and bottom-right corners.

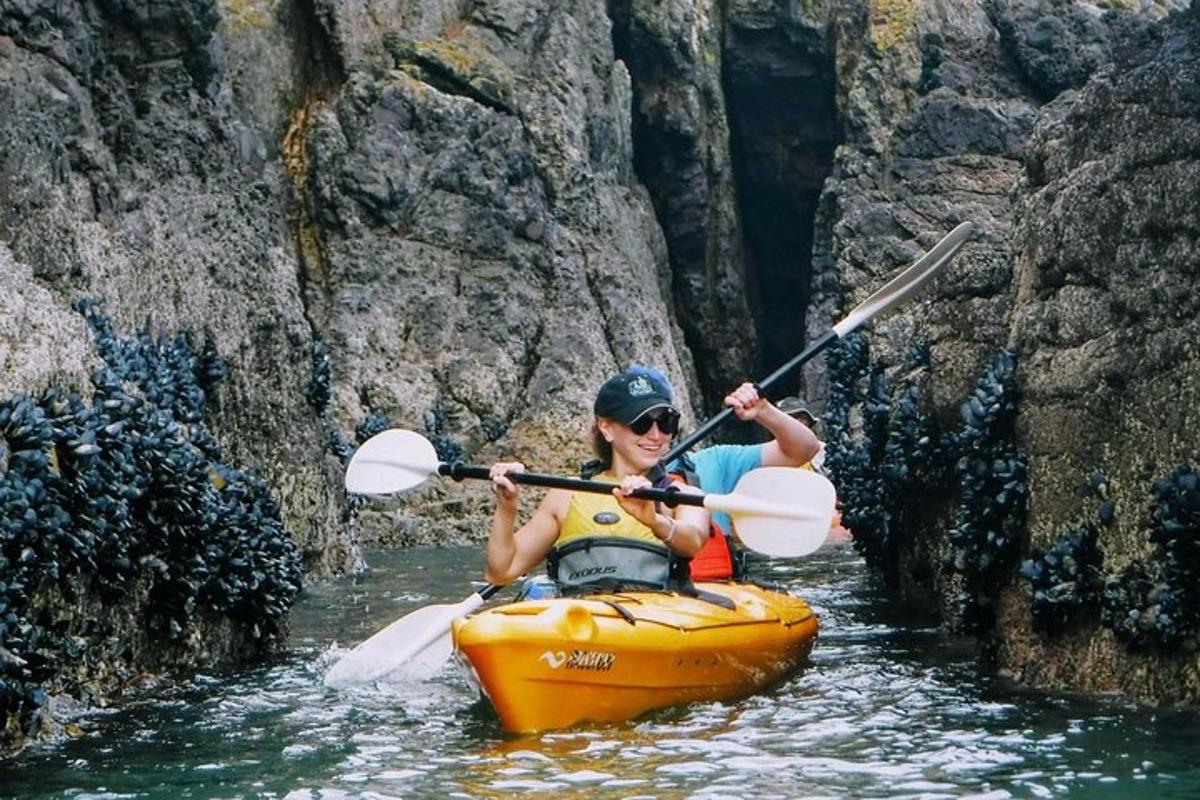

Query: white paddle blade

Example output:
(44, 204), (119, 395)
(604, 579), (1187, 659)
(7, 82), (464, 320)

(345, 429), (441, 495)
(711, 467), (837, 557)
(324, 592), (486, 688)
(833, 221), (974, 338)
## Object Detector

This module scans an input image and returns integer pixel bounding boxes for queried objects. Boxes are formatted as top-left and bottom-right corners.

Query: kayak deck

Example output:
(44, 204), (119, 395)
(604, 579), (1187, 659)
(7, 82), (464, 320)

(451, 582), (818, 732)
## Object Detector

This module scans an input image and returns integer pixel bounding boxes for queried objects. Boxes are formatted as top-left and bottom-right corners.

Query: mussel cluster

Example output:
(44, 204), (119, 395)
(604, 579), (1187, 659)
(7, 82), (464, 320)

(823, 334), (890, 566)
(882, 384), (950, 491)
(1019, 523), (1103, 635)
(424, 405), (463, 464)
(483, 418), (509, 443)
(354, 410), (391, 445)
(198, 337), (226, 398)
(327, 428), (354, 466)
(824, 342), (1027, 632)
(946, 350), (1027, 633)
(1, 301), (302, 739)
(307, 341), (332, 414)
(1102, 465), (1200, 650)
(823, 337), (953, 570)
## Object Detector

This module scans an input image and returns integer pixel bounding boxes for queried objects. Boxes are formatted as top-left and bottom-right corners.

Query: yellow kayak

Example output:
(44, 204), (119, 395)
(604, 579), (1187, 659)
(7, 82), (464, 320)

(451, 582), (818, 733)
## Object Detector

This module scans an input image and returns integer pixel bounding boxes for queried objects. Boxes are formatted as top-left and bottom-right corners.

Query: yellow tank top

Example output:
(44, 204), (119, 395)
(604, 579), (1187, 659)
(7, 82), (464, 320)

(557, 473), (662, 547)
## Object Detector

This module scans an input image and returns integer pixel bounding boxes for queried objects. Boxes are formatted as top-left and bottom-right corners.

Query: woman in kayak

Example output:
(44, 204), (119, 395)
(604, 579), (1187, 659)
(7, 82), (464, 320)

(485, 366), (709, 592)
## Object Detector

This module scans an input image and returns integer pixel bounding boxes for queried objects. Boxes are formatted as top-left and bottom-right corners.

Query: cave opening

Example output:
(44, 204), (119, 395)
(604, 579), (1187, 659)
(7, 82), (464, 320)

(723, 23), (841, 386)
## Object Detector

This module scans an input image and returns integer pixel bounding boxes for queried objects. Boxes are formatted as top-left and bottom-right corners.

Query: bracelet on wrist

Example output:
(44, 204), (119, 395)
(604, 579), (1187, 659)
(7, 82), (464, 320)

(661, 515), (677, 544)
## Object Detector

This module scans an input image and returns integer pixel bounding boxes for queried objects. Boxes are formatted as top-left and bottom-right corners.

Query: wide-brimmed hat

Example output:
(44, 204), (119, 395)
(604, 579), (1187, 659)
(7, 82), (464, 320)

(777, 396), (816, 425)
(593, 366), (677, 425)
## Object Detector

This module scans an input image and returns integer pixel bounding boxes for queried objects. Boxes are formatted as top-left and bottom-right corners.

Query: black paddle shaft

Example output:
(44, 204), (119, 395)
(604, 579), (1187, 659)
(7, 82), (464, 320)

(660, 329), (838, 466)
(438, 463), (702, 508)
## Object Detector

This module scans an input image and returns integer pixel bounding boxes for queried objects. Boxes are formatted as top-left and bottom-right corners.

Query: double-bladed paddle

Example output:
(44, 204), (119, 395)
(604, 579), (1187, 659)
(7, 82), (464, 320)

(324, 428), (835, 688)
(661, 220), (974, 465)
(325, 221), (973, 688)
(343, 429), (835, 558)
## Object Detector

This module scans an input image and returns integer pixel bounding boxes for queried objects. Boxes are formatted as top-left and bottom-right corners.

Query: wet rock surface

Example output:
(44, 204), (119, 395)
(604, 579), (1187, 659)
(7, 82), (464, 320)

(996, 4), (1200, 700)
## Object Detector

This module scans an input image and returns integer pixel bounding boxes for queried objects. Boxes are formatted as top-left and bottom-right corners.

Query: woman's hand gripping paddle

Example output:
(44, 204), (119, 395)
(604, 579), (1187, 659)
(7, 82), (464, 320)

(324, 430), (837, 687)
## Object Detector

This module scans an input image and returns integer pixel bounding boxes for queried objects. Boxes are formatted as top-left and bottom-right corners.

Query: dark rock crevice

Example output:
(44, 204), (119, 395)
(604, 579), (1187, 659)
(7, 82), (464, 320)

(722, 20), (840, 383)
(294, 0), (347, 92)
(606, 0), (757, 413)
(606, 0), (839, 411)
(283, 0), (349, 322)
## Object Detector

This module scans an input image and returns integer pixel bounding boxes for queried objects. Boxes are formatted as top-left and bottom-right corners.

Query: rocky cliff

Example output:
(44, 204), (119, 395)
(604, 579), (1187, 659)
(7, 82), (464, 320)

(0, 0), (711, 747)
(1001, 5), (1200, 702)
(801, 0), (1200, 704)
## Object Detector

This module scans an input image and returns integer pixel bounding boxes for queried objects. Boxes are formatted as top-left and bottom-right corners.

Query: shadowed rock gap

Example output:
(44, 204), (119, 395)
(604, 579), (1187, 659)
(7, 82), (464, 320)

(722, 21), (840, 383)
(606, 0), (758, 414)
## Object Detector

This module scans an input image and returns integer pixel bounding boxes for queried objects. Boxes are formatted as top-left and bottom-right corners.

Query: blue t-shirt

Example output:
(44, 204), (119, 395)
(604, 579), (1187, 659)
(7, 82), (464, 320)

(668, 444), (764, 536)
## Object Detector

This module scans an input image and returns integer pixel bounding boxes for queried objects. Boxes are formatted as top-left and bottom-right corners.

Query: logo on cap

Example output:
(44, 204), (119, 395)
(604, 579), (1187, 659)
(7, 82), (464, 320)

(628, 376), (653, 397)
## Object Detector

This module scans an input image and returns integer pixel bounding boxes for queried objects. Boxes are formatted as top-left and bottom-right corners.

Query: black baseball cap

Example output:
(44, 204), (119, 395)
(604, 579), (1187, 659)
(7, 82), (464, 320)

(593, 366), (677, 425)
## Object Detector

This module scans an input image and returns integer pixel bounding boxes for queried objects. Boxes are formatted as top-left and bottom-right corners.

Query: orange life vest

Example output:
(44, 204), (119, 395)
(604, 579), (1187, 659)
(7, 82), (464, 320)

(668, 468), (739, 580)
(689, 521), (738, 580)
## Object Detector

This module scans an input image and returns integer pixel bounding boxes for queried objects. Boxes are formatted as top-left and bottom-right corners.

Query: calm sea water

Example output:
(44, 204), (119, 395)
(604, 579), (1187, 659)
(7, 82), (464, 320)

(3, 546), (1200, 799)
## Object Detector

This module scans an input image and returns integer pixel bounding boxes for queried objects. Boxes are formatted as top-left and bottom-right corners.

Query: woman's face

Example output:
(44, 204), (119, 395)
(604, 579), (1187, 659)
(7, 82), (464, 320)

(598, 413), (674, 472)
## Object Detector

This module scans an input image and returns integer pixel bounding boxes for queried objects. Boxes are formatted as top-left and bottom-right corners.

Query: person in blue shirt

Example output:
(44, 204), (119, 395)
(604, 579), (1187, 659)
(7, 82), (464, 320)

(669, 382), (821, 539)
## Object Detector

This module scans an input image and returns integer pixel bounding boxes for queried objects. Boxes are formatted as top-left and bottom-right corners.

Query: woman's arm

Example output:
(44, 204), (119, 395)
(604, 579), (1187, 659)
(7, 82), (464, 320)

(484, 463), (565, 585)
(723, 382), (820, 467)
(613, 477), (709, 558)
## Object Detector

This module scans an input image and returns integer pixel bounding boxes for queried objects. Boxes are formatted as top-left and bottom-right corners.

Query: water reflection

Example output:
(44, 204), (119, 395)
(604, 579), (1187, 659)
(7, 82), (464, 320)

(3, 546), (1200, 798)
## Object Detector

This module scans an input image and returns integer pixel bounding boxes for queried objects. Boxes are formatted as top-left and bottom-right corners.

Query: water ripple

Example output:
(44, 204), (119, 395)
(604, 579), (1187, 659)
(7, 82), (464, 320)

(4, 547), (1200, 798)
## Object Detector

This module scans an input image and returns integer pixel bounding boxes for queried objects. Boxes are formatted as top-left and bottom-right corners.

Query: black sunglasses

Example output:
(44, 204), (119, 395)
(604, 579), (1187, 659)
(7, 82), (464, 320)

(629, 409), (680, 436)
